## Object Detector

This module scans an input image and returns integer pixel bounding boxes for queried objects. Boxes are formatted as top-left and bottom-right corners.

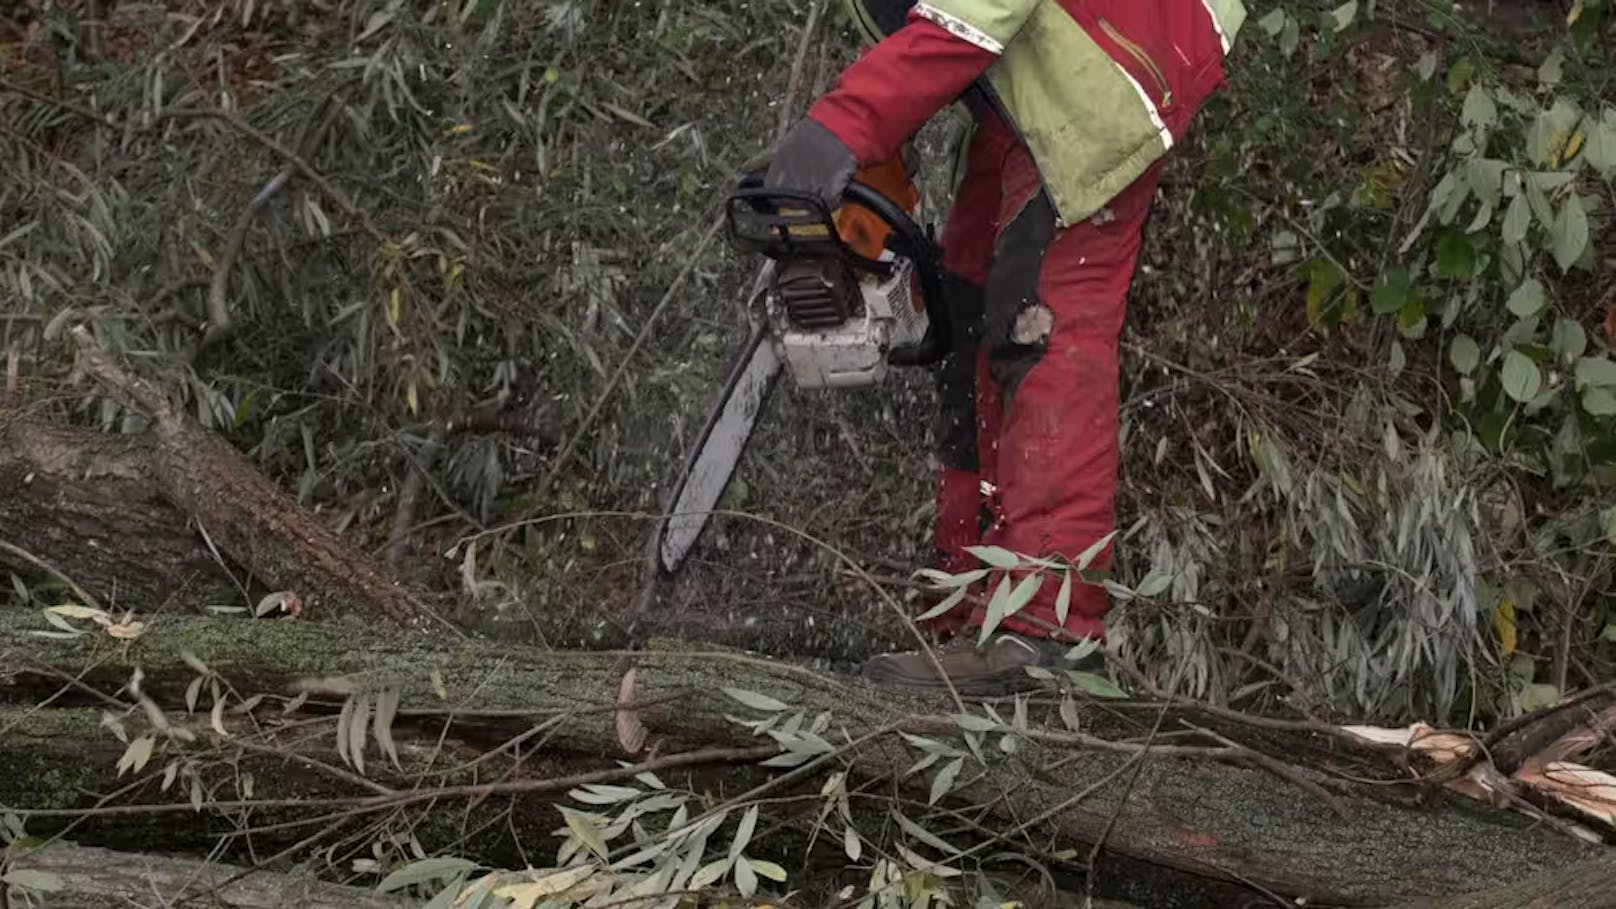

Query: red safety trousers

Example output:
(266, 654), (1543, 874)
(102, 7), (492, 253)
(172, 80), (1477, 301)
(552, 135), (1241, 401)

(927, 110), (1161, 643)
(807, 10), (1171, 643)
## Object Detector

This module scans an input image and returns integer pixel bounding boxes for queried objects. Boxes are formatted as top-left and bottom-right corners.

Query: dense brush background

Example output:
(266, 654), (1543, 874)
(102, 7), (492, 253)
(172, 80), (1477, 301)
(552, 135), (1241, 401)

(2, 0), (1613, 726)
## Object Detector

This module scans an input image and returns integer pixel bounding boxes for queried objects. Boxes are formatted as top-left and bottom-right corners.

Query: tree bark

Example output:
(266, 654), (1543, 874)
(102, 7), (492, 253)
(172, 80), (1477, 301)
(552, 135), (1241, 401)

(0, 421), (235, 612)
(0, 703), (620, 868)
(0, 611), (1602, 908)
(3, 841), (408, 908)
(3, 327), (440, 629)
(1400, 853), (1616, 909)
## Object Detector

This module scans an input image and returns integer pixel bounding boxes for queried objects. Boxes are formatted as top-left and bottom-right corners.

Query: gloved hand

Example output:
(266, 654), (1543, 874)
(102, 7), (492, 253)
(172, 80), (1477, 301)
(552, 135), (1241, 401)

(764, 118), (858, 212)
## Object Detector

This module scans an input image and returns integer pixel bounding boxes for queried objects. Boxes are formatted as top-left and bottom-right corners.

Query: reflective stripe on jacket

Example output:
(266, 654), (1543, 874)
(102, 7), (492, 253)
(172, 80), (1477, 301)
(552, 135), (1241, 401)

(813, 0), (1245, 226)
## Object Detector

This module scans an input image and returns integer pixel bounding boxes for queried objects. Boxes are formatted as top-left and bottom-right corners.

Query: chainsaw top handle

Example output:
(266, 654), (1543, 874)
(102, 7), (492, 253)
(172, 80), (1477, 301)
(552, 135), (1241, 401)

(724, 179), (950, 368)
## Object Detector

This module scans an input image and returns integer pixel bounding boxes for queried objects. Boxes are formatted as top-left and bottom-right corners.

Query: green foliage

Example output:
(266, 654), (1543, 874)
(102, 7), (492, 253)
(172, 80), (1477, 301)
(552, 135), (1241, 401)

(4, 0), (1611, 733)
(1108, 0), (1614, 721)
(1376, 39), (1614, 482)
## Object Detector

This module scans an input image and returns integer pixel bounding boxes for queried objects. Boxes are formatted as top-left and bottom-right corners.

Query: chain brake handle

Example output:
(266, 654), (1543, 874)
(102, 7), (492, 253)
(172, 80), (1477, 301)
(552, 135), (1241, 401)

(725, 178), (949, 367)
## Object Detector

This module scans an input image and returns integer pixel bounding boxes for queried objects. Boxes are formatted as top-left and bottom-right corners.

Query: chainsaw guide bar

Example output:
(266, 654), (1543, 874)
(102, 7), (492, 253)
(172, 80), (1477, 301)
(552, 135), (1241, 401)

(654, 265), (782, 575)
(648, 175), (944, 579)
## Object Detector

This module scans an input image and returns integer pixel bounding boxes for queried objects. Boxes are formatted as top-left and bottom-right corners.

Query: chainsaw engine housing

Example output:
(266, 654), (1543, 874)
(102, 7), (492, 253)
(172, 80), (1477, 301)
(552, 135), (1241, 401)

(724, 176), (946, 389)
(768, 254), (927, 389)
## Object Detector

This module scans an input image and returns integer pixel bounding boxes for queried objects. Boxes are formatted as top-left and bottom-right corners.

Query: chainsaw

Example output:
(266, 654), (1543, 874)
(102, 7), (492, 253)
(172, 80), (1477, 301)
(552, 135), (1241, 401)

(646, 157), (949, 578)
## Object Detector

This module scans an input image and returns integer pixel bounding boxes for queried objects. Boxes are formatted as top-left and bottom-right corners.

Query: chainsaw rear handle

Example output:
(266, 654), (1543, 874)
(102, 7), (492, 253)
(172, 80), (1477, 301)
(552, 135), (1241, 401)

(725, 179), (950, 368)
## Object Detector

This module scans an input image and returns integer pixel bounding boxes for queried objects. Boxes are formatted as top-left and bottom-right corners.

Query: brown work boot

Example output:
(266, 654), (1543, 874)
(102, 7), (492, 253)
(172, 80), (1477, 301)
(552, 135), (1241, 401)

(860, 632), (1077, 699)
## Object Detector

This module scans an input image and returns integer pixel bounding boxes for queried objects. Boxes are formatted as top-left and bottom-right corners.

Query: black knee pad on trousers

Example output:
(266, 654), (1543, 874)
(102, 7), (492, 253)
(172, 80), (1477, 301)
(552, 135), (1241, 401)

(984, 192), (1058, 410)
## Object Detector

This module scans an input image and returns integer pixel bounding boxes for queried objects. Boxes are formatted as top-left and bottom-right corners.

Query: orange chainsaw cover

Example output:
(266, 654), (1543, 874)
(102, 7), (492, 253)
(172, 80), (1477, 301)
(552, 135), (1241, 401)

(835, 156), (920, 264)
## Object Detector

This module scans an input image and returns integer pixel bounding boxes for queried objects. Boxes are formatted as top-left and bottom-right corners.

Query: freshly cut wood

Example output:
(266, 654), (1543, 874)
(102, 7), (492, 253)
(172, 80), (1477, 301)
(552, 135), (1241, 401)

(3, 841), (406, 908)
(0, 609), (1603, 908)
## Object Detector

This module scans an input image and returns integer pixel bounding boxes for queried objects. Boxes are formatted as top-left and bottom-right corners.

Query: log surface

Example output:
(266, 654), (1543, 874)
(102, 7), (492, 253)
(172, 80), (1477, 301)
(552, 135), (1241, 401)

(0, 610), (1601, 907)
(1402, 853), (1616, 909)
(0, 422), (233, 612)
(4, 841), (407, 908)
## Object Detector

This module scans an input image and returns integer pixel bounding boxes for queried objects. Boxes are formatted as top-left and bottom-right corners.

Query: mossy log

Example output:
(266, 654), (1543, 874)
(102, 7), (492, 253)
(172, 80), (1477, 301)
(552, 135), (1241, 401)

(0, 611), (1605, 908)
(0, 704), (579, 866)
(3, 842), (408, 908)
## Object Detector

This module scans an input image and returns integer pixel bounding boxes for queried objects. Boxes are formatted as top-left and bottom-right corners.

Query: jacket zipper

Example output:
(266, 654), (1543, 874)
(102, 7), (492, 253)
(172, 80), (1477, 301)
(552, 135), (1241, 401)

(1098, 18), (1172, 109)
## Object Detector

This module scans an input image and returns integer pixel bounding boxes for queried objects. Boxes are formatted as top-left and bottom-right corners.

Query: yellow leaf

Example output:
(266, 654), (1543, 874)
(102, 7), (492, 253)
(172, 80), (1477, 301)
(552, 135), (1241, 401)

(191, 239), (215, 269)
(406, 381), (419, 416)
(494, 866), (596, 909)
(1560, 130), (1586, 167)
(1568, 0), (1584, 25)
(117, 735), (155, 777)
(388, 287), (401, 326)
(452, 872), (501, 907)
(1493, 598), (1518, 656)
(448, 123), (473, 135)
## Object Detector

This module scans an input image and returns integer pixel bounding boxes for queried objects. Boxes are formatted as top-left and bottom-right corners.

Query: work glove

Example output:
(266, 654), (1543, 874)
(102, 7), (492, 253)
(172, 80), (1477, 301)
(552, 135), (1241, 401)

(764, 118), (858, 212)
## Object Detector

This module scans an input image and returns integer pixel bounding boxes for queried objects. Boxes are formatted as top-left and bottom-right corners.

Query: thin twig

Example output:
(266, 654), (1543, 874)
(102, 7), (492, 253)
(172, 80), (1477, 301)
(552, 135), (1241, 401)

(385, 424), (447, 568)
(172, 816), (362, 907)
(230, 739), (396, 798)
(2, 347), (19, 410)
(1184, 723), (1348, 817)
(201, 166), (293, 348)
(1084, 650), (1191, 901)
(198, 94), (341, 353)
(775, 0), (831, 144)
(0, 539), (105, 614)
(1554, 554), (1607, 696)
(629, 722), (903, 859)
(1107, 658), (1363, 745)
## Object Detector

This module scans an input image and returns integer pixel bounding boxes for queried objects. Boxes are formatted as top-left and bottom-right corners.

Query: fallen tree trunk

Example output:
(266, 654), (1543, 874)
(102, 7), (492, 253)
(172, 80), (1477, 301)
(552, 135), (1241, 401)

(0, 704), (584, 863)
(1402, 852), (1616, 909)
(37, 325), (437, 628)
(0, 413), (896, 658)
(3, 841), (407, 908)
(0, 421), (236, 613)
(0, 610), (1604, 908)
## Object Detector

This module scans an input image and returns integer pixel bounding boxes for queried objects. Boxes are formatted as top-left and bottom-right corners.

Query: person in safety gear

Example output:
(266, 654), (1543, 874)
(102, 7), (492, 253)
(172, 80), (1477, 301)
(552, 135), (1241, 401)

(766, 0), (1246, 696)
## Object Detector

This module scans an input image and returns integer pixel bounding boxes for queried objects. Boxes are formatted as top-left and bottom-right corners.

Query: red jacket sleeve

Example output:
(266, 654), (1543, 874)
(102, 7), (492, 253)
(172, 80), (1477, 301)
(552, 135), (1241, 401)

(806, 15), (998, 165)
